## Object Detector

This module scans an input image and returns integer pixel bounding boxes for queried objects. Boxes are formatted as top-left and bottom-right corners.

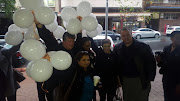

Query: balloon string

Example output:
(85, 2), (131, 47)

(41, 82), (49, 93)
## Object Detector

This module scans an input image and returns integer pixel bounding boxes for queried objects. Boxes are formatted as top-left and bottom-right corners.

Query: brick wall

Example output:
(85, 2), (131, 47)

(159, 16), (180, 32)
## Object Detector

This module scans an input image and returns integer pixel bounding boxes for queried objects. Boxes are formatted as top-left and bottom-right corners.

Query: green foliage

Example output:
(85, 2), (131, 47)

(0, 0), (16, 18)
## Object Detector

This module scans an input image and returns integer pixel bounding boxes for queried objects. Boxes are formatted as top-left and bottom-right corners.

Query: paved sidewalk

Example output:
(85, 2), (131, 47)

(17, 68), (164, 101)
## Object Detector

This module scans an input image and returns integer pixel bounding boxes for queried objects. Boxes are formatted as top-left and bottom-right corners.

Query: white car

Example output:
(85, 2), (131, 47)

(93, 35), (114, 50)
(132, 28), (161, 39)
(166, 26), (180, 35)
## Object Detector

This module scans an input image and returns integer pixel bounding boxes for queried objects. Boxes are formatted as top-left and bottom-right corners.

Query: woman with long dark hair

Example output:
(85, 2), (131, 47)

(70, 51), (94, 101)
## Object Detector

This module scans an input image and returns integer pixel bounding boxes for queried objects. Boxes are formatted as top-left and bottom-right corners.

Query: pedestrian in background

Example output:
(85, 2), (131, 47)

(0, 43), (25, 101)
(113, 28), (156, 101)
(156, 31), (180, 101)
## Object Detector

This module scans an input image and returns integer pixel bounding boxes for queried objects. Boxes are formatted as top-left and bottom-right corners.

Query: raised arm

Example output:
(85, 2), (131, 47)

(36, 24), (59, 51)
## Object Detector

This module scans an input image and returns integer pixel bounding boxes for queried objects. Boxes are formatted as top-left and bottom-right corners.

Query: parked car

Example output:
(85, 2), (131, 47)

(101, 30), (121, 40)
(0, 42), (28, 68)
(93, 35), (115, 50)
(0, 35), (5, 39)
(132, 28), (161, 39)
(166, 26), (180, 35)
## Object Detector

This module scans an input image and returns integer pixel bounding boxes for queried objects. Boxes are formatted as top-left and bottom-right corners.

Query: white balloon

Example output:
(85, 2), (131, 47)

(13, 9), (34, 28)
(63, 21), (67, 28)
(30, 59), (53, 82)
(20, 39), (46, 61)
(34, 7), (55, 25)
(53, 26), (66, 39)
(5, 31), (23, 45)
(87, 29), (98, 38)
(97, 24), (103, 35)
(61, 7), (78, 22)
(45, 21), (58, 32)
(77, 1), (92, 17)
(82, 30), (87, 37)
(24, 28), (40, 40)
(8, 24), (21, 32)
(19, 28), (28, 33)
(66, 18), (81, 35)
(19, 0), (44, 11)
(50, 51), (72, 70)
(81, 16), (98, 31)
(47, 51), (56, 57)
(26, 61), (35, 78)
(90, 13), (96, 19)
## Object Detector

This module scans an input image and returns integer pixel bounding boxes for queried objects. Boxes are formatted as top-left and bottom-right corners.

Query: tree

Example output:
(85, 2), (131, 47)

(0, 0), (16, 18)
(115, 0), (153, 31)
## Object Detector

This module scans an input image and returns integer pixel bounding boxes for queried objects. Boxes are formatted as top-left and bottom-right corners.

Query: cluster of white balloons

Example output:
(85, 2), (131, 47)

(5, 0), (72, 82)
(61, 1), (103, 37)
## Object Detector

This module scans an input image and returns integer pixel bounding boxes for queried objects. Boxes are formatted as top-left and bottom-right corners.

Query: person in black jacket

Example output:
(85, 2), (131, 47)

(156, 31), (180, 101)
(113, 28), (156, 101)
(36, 22), (82, 101)
(89, 38), (118, 101)
(70, 51), (94, 101)
(0, 43), (25, 101)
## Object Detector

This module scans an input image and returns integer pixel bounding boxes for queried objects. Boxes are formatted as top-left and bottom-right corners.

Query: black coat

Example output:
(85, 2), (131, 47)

(89, 37), (117, 87)
(70, 66), (94, 101)
(0, 44), (21, 97)
(37, 26), (82, 91)
(113, 39), (156, 88)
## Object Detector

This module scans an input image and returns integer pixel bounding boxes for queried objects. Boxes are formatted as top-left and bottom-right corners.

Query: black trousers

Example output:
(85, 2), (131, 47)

(98, 86), (116, 101)
(36, 82), (54, 101)
(0, 91), (16, 101)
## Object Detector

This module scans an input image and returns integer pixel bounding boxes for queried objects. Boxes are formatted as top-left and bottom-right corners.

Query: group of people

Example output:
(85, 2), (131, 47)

(1, 20), (180, 101)
(35, 22), (119, 101)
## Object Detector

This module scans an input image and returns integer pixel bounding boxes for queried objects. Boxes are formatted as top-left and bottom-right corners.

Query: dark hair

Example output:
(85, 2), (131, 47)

(102, 39), (111, 46)
(170, 31), (180, 37)
(63, 32), (75, 41)
(82, 37), (90, 46)
(75, 51), (89, 62)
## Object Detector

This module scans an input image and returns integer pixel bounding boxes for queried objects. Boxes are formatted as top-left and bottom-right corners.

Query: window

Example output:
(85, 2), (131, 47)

(151, 0), (163, 3)
(43, 0), (55, 7)
(168, 0), (180, 4)
(175, 28), (180, 31)
(164, 13), (178, 20)
(140, 29), (148, 31)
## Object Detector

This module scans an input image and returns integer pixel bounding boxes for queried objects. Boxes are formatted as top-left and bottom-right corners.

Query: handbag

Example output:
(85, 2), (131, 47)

(14, 69), (26, 83)
(113, 87), (123, 101)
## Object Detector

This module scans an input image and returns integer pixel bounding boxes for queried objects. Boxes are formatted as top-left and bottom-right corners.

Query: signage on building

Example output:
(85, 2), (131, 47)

(152, 13), (159, 19)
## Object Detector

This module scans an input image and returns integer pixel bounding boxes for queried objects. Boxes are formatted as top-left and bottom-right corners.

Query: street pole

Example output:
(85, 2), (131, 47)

(105, 0), (108, 39)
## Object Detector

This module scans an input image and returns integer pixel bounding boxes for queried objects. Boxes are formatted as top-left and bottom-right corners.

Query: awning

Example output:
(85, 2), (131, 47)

(147, 6), (180, 9)
(58, 12), (151, 17)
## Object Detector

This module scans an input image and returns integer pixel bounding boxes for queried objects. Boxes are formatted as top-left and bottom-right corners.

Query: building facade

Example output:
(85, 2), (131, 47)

(147, 0), (180, 33)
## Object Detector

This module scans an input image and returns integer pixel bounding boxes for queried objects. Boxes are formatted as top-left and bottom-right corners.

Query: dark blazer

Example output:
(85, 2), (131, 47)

(113, 39), (156, 89)
(37, 26), (82, 91)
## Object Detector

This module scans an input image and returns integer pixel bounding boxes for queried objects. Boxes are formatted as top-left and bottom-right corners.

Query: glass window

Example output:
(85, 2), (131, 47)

(168, 0), (180, 4)
(167, 28), (173, 30)
(175, 28), (180, 31)
(164, 13), (178, 20)
(43, 0), (55, 7)
(140, 29), (148, 31)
